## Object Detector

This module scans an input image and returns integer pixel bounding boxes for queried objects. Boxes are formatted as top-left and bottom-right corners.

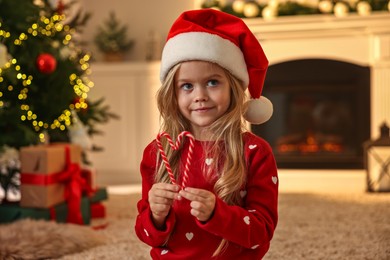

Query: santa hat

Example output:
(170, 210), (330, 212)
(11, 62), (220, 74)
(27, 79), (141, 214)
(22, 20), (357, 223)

(160, 9), (272, 125)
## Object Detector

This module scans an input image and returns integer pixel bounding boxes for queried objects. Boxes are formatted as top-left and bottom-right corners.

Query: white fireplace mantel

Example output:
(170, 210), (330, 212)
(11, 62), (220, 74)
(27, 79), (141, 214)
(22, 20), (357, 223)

(246, 12), (390, 38)
(245, 12), (390, 138)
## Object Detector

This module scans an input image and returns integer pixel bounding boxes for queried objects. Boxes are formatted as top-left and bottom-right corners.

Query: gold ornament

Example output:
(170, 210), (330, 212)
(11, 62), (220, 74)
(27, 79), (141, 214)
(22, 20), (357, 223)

(232, 0), (246, 13)
(318, 0), (334, 13)
(357, 1), (372, 16)
(243, 2), (260, 18)
(262, 6), (278, 20)
(334, 2), (349, 17)
(268, 0), (279, 9)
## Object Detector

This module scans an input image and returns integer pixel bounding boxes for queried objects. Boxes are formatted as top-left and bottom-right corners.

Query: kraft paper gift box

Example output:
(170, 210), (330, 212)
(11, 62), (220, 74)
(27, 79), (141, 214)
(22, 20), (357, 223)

(19, 143), (82, 208)
(0, 196), (91, 225)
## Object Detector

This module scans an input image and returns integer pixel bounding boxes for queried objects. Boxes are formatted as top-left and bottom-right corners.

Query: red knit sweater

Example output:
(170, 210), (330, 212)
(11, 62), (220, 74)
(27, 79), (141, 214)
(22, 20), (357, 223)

(135, 132), (278, 259)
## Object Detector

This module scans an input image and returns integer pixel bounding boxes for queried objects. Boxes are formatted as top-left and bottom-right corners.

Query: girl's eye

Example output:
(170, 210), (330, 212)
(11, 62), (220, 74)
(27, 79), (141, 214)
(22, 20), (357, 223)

(207, 79), (218, 87)
(181, 83), (193, 91)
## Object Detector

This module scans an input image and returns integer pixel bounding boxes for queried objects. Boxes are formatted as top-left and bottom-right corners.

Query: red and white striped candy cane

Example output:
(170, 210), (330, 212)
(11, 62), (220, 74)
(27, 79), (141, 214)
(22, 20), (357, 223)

(156, 131), (195, 189)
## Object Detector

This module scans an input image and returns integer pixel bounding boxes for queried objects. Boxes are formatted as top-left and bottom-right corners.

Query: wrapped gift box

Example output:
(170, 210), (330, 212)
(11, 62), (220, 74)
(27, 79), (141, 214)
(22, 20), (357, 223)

(91, 202), (106, 219)
(90, 187), (108, 203)
(19, 143), (82, 208)
(89, 187), (108, 219)
(0, 196), (91, 225)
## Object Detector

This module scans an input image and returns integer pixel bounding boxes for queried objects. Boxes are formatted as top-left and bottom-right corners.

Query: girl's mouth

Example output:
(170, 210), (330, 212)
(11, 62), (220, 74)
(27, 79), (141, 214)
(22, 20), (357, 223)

(194, 107), (211, 112)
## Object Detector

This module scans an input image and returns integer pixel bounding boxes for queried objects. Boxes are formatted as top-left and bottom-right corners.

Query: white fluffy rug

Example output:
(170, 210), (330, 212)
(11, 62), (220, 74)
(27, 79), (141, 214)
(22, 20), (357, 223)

(0, 218), (106, 260)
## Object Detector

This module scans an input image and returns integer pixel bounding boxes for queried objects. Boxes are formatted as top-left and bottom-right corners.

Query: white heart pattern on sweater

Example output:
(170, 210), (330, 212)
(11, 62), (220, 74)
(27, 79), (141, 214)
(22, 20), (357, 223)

(186, 232), (194, 241)
(161, 249), (168, 255)
(243, 216), (250, 225)
(240, 190), (247, 198)
(205, 158), (213, 166)
(272, 176), (278, 184)
(249, 144), (257, 149)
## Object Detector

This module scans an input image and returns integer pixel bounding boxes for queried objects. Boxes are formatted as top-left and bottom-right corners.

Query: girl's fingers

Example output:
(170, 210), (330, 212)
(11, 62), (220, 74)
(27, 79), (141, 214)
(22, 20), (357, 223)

(179, 187), (212, 201)
(152, 203), (171, 213)
(152, 189), (176, 200)
(154, 183), (181, 192)
(150, 183), (181, 200)
(178, 187), (216, 221)
(150, 196), (173, 205)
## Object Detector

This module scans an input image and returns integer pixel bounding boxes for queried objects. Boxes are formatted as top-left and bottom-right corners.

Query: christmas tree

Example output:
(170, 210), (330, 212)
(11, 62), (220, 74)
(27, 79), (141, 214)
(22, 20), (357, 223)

(94, 11), (134, 60)
(0, 0), (116, 150)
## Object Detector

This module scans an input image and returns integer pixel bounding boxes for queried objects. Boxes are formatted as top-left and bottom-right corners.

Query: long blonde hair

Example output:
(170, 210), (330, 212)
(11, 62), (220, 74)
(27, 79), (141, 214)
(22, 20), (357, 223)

(155, 62), (249, 256)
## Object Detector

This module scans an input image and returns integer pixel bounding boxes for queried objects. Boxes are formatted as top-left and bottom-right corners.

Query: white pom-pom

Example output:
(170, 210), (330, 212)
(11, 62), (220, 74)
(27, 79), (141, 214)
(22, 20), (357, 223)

(244, 96), (273, 125)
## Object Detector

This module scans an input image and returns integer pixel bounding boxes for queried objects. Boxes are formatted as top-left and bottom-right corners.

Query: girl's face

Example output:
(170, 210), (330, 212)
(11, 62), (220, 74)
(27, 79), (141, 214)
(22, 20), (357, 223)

(174, 61), (231, 139)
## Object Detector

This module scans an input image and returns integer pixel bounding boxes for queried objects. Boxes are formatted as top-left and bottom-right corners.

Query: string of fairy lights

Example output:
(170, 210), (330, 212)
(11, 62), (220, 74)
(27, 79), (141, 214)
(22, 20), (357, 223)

(201, 0), (390, 19)
(0, 13), (93, 136)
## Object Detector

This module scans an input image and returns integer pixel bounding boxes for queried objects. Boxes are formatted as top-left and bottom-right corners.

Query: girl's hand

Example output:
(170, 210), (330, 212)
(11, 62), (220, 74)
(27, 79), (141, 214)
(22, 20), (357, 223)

(148, 183), (180, 229)
(179, 187), (216, 222)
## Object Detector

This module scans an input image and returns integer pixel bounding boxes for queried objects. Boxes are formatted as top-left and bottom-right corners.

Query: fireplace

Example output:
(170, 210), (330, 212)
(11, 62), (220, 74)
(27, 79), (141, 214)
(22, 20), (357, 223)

(245, 12), (390, 170)
(252, 59), (370, 169)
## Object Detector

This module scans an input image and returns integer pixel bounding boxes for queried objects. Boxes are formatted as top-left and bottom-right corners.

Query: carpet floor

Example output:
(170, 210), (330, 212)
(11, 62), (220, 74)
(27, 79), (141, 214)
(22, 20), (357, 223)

(57, 191), (390, 260)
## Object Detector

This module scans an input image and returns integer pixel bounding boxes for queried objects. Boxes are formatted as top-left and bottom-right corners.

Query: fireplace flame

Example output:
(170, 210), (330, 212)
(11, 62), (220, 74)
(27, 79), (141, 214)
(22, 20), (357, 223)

(277, 130), (343, 154)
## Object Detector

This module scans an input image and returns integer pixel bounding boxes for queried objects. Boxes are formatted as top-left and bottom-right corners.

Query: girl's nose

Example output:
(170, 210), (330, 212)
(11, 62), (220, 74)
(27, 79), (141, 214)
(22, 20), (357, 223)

(194, 87), (208, 102)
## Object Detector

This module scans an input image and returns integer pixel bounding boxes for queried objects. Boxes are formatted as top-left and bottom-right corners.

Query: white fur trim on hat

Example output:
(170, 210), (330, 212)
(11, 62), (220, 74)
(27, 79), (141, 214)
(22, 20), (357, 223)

(244, 97), (273, 125)
(160, 32), (249, 89)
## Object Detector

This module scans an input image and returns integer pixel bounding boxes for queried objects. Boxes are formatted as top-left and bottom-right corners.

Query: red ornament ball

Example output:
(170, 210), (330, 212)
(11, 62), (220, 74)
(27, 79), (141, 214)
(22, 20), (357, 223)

(36, 53), (57, 74)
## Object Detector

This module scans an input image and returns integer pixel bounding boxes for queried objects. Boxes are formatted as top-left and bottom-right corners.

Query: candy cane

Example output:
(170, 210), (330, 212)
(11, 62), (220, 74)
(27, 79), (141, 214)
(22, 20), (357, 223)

(156, 131), (195, 189)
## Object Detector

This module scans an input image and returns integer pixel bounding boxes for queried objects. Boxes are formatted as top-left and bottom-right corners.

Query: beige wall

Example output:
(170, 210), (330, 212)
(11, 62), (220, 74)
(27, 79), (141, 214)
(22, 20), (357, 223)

(80, 0), (197, 61)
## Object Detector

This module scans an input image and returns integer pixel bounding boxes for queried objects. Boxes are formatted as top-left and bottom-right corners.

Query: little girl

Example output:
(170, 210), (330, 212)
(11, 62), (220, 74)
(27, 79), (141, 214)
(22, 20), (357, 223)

(135, 9), (278, 259)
